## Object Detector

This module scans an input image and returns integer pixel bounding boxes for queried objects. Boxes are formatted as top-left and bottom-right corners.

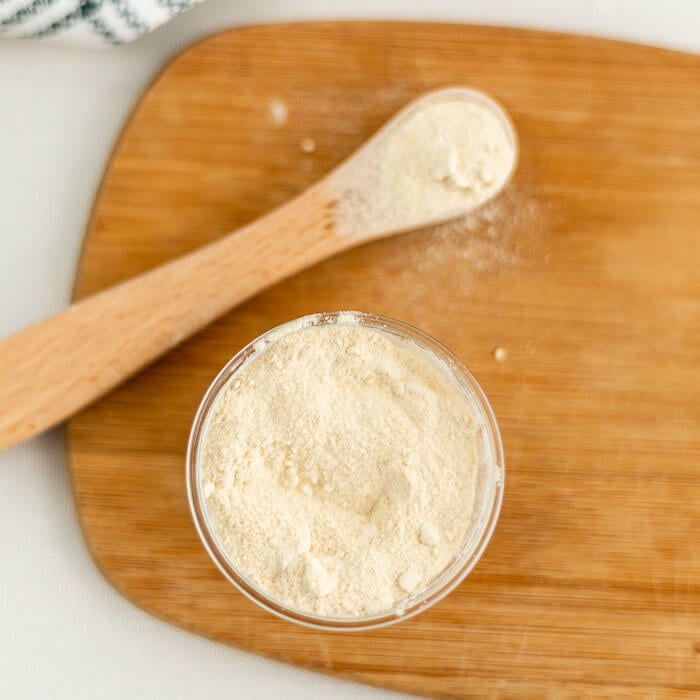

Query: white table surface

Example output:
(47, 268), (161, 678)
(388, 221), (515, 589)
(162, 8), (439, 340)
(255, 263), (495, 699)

(1, 1), (698, 698)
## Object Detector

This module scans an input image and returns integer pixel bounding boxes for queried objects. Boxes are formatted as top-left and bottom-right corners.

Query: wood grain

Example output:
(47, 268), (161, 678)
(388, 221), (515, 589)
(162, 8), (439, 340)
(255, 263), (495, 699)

(68, 22), (700, 698)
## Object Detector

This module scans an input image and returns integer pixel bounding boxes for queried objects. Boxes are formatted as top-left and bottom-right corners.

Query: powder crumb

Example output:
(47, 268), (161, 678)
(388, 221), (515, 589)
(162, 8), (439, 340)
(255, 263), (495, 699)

(304, 555), (335, 597)
(277, 548), (296, 575)
(398, 570), (421, 594)
(300, 137), (316, 154)
(367, 589), (394, 613)
(419, 521), (441, 547)
(493, 347), (508, 362)
(200, 320), (479, 617)
(295, 525), (311, 554)
(268, 98), (288, 126)
(203, 481), (214, 498)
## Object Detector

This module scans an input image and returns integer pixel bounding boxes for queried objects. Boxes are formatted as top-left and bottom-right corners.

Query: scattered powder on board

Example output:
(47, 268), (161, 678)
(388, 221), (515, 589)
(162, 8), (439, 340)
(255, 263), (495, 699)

(200, 319), (479, 617)
(405, 190), (545, 276)
(493, 347), (508, 363)
(335, 98), (515, 237)
(378, 186), (551, 329)
(300, 137), (316, 154)
(268, 98), (288, 126)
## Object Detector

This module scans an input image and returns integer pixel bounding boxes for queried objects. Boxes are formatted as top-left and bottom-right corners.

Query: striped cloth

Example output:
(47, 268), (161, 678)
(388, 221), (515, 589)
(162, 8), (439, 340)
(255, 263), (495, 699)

(0, 0), (202, 44)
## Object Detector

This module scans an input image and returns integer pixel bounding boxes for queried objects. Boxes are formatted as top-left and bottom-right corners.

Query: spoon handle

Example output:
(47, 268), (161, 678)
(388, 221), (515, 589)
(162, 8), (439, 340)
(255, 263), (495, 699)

(0, 185), (341, 449)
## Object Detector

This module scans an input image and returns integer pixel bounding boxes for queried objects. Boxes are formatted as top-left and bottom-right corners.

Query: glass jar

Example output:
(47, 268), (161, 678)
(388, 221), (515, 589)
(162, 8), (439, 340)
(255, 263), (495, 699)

(187, 311), (504, 631)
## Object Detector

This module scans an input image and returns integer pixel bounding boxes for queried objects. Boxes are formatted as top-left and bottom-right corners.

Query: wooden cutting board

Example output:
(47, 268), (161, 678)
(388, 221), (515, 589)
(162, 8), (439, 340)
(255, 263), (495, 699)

(68, 22), (700, 698)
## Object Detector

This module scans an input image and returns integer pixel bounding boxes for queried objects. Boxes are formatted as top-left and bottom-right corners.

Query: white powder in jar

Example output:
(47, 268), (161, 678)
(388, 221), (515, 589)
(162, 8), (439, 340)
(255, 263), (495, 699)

(200, 316), (479, 617)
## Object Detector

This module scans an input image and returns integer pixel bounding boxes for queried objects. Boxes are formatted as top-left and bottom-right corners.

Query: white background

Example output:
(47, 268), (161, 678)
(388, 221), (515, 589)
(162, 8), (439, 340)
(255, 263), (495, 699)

(1, 2), (698, 698)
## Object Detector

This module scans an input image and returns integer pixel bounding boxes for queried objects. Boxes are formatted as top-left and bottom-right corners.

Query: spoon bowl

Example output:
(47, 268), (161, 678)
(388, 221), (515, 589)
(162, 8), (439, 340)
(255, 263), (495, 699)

(329, 86), (518, 239)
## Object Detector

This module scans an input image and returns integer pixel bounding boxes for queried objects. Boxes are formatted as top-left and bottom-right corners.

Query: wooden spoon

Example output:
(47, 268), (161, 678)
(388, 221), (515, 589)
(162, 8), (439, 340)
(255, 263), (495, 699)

(0, 87), (517, 449)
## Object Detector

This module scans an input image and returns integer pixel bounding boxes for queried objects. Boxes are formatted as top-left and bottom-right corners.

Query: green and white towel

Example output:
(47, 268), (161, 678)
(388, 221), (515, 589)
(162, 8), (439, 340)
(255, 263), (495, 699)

(0, 0), (202, 44)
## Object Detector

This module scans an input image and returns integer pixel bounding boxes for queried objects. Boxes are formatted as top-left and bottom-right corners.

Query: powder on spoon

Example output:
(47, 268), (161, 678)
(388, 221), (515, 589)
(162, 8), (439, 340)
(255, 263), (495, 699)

(335, 96), (515, 237)
(199, 317), (479, 617)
